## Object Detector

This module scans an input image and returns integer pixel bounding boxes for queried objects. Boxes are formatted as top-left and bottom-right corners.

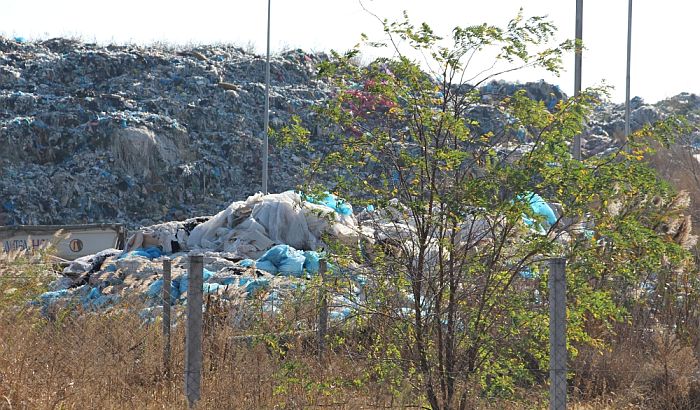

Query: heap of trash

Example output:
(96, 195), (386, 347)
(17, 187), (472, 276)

(38, 191), (366, 318)
(0, 37), (331, 227)
(4, 36), (699, 230)
(37, 190), (566, 321)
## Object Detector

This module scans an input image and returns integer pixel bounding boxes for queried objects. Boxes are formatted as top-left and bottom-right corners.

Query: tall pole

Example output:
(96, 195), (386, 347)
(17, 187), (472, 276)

(573, 0), (583, 160)
(262, 0), (271, 194)
(624, 0), (633, 140)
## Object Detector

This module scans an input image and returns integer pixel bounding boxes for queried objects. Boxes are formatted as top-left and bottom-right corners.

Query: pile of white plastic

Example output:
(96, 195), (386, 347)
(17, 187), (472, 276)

(127, 191), (360, 259)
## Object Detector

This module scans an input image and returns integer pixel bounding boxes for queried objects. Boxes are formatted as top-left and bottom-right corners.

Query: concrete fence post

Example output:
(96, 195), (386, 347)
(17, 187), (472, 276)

(318, 259), (328, 362)
(185, 254), (203, 408)
(549, 258), (567, 410)
(162, 257), (172, 377)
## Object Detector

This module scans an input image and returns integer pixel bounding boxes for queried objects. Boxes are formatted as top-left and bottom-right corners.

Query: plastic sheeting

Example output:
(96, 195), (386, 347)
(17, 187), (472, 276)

(518, 192), (558, 233)
(118, 246), (162, 260)
(186, 191), (359, 259)
(245, 244), (321, 277)
(63, 248), (121, 276)
(176, 268), (214, 295)
(525, 192), (557, 226)
(302, 192), (353, 216)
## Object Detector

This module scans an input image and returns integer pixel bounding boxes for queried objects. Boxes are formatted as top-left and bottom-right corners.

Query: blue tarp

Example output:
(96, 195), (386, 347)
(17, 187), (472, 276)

(518, 192), (557, 233)
(242, 245), (322, 277)
(302, 192), (353, 216)
(177, 268), (214, 295)
(118, 246), (162, 260)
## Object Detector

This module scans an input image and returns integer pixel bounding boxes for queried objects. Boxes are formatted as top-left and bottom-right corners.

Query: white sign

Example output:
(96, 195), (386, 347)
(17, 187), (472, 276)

(0, 224), (126, 260)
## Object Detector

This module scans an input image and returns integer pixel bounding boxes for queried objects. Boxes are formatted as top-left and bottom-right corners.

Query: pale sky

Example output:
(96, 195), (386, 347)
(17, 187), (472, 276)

(0, 0), (697, 103)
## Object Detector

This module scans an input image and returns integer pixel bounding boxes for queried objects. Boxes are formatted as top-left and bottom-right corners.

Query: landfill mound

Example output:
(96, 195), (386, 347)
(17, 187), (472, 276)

(0, 37), (330, 227)
(2, 37), (700, 229)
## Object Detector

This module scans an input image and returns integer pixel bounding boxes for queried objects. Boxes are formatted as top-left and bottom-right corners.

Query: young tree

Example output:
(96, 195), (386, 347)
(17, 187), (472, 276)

(281, 10), (691, 409)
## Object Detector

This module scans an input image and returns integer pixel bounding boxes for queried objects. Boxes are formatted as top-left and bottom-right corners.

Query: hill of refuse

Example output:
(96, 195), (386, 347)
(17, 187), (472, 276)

(1, 36), (700, 229)
(0, 37), (330, 228)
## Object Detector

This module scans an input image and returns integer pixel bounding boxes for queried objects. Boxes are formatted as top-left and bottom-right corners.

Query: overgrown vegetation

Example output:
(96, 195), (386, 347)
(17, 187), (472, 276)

(282, 9), (700, 410)
(0, 255), (539, 409)
(3, 9), (700, 410)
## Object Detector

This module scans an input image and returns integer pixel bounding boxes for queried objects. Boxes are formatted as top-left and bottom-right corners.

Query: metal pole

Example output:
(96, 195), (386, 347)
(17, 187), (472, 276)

(162, 258), (172, 377)
(624, 0), (633, 140)
(317, 259), (328, 362)
(262, 0), (271, 194)
(185, 254), (204, 408)
(549, 258), (567, 410)
(573, 0), (583, 160)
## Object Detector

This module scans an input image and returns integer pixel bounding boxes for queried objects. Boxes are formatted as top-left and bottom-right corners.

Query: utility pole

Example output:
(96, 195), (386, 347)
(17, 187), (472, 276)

(262, 0), (271, 194)
(573, 0), (583, 160)
(625, 0), (633, 141)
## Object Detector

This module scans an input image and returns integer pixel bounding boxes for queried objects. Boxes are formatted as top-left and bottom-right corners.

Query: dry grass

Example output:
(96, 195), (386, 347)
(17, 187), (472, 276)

(0, 306), (408, 409)
(569, 325), (700, 410)
(3, 252), (700, 409)
(0, 251), (411, 409)
(0, 264), (546, 409)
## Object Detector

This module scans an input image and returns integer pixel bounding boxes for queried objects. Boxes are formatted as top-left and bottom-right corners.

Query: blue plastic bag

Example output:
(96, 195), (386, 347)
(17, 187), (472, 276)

(238, 259), (255, 267)
(177, 268), (214, 295)
(303, 251), (320, 274)
(527, 193), (557, 226)
(239, 277), (270, 296)
(203, 283), (223, 294)
(39, 289), (69, 302)
(517, 192), (557, 228)
(146, 278), (180, 304)
(254, 260), (278, 274)
(256, 244), (306, 277)
(303, 192), (353, 216)
(118, 246), (162, 260)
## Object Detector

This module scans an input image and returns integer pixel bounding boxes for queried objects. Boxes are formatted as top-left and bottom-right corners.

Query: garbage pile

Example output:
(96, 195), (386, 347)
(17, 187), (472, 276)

(38, 191), (368, 320)
(2, 36), (698, 229)
(477, 80), (700, 159)
(38, 190), (564, 320)
(0, 37), (331, 227)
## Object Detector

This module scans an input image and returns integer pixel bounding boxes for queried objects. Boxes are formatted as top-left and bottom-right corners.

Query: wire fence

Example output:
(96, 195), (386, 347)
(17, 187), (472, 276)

(0, 248), (577, 409)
